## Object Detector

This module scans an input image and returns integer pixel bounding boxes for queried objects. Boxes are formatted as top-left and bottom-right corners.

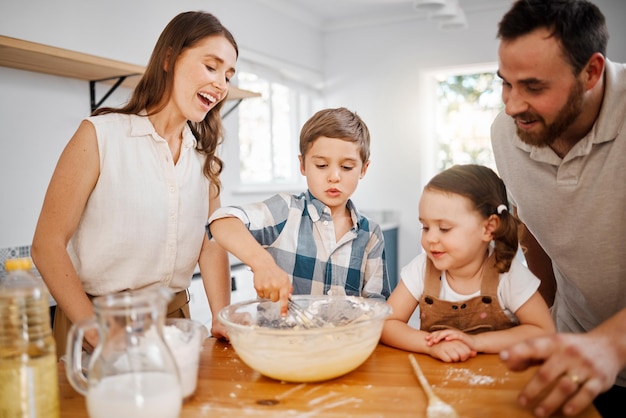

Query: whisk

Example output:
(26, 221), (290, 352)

(286, 299), (327, 329)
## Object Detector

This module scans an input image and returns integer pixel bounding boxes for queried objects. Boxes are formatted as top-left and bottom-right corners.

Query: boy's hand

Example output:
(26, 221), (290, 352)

(252, 261), (293, 316)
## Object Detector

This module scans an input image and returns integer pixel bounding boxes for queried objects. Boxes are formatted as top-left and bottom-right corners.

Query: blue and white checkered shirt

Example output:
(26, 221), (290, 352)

(209, 191), (390, 299)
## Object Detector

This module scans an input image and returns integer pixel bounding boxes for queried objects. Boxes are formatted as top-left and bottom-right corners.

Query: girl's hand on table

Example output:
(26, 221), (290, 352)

(426, 329), (477, 350)
(428, 339), (477, 362)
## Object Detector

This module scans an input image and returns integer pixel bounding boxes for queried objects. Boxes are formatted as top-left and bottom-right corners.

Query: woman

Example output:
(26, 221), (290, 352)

(31, 11), (237, 357)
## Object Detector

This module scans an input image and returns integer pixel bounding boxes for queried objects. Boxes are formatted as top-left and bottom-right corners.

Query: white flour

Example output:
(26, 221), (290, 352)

(441, 368), (497, 386)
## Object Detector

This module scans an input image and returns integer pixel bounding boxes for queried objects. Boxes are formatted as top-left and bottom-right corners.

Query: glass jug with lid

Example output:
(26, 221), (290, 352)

(65, 288), (182, 418)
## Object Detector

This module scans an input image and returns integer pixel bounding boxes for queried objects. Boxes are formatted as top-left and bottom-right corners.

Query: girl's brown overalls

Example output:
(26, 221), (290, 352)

(419, 253), (517, 334)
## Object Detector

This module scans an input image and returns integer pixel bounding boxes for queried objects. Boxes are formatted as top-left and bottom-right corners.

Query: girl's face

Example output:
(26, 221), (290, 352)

(419, 189), (493, 275)
(170, 35), (237, 123)
(299, 136), (369, 215)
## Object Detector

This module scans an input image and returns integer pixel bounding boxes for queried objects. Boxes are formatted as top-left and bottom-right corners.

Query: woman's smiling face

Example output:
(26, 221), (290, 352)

(170, 35), (237, 123)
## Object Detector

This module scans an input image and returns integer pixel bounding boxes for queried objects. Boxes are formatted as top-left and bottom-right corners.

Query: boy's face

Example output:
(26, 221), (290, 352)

(299, 136), (369, 215)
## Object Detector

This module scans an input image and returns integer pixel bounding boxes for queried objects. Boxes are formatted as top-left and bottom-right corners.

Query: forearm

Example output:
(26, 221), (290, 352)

(473, 324), (554, 353)
(519, 223), (556, 306)
(209, 217), (276, 272)
(199, 239), (231, 316)
(209, 214), (292, 311)
(31, 239), (94, 324)
(590, 308), (626, 371)
(381, 319), (431, 353)
(471, 292), (556, 353)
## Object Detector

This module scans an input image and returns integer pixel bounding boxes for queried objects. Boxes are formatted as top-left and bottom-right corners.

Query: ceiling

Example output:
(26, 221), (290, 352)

(255, 0), (515, 32)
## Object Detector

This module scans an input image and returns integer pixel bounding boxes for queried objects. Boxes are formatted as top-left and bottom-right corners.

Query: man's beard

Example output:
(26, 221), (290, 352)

(515, 80), (584, 147)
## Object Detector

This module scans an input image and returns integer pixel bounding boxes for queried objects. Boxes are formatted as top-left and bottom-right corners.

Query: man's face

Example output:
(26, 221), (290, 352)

(498, 28), (585, 147)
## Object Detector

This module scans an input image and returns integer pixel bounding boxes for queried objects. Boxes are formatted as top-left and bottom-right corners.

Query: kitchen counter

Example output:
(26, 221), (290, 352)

(57, 338), (599, 417)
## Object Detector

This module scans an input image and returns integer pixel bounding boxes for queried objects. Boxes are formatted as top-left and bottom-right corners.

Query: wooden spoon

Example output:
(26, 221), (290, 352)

(408, 354), (459, 418)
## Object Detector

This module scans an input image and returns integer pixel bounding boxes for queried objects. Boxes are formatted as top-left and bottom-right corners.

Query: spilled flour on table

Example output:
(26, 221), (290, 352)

(303, 392), (363, 417)
(439, 368), (497, 386)
(274, 383), (308, 400)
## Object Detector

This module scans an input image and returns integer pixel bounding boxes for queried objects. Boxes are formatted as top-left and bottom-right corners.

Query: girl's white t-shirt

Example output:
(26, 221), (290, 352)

(401, 251), (540, 321)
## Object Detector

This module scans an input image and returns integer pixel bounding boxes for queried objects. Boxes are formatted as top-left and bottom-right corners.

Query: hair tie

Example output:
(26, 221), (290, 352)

(496, 204), (508, 215)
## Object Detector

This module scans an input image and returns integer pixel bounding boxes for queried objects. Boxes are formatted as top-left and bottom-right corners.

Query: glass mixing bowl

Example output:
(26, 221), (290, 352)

(218, 295), (391, 382)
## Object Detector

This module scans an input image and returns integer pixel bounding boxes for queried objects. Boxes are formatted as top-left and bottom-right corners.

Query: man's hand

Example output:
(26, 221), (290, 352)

(500, 332), (619, 416)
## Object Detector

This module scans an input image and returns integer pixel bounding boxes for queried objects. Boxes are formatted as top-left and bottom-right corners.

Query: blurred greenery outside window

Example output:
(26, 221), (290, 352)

(236, 71), (321, 188)
(435, 71), (503, 172)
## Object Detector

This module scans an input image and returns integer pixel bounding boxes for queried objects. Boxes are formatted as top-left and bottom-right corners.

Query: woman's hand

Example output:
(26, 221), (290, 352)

(82, 328), (100, 353)
(210, 318), (229, 340)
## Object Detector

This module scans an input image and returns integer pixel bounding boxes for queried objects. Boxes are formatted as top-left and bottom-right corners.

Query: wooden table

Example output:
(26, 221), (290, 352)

(58, 338), (600, 417)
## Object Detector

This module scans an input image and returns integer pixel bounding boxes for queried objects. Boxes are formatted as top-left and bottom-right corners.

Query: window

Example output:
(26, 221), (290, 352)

(236, 71), (321, 189)
(430, 69), (527, 265)
(435, 70), (503, 171)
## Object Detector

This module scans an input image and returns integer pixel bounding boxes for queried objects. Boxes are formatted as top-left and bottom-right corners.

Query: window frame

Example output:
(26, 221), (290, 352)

(420, 62), (502, 185)
(229, 60), (324, 195)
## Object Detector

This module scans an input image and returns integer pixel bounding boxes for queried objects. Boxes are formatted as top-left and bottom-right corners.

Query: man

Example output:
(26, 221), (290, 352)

(491, 1), (626, 417)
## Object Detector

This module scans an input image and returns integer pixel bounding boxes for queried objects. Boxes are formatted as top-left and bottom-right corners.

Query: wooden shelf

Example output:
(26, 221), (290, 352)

(0, 35), (261, 102)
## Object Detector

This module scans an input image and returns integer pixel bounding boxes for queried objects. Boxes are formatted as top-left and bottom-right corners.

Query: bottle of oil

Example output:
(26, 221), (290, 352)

(0, 257), (60, 417)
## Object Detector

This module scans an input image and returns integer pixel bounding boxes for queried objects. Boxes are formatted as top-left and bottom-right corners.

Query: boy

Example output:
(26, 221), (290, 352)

(208, 107), (390, 314)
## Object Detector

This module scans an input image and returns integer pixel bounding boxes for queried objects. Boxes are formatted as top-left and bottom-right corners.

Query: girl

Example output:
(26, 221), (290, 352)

(381, 164), (555, 362)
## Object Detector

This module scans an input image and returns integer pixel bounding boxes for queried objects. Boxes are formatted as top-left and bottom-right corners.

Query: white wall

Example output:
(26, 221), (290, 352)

(1, 0), (625, 273)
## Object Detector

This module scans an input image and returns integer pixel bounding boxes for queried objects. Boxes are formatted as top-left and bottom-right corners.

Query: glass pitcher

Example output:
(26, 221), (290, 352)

(65, 288), (182, 418)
